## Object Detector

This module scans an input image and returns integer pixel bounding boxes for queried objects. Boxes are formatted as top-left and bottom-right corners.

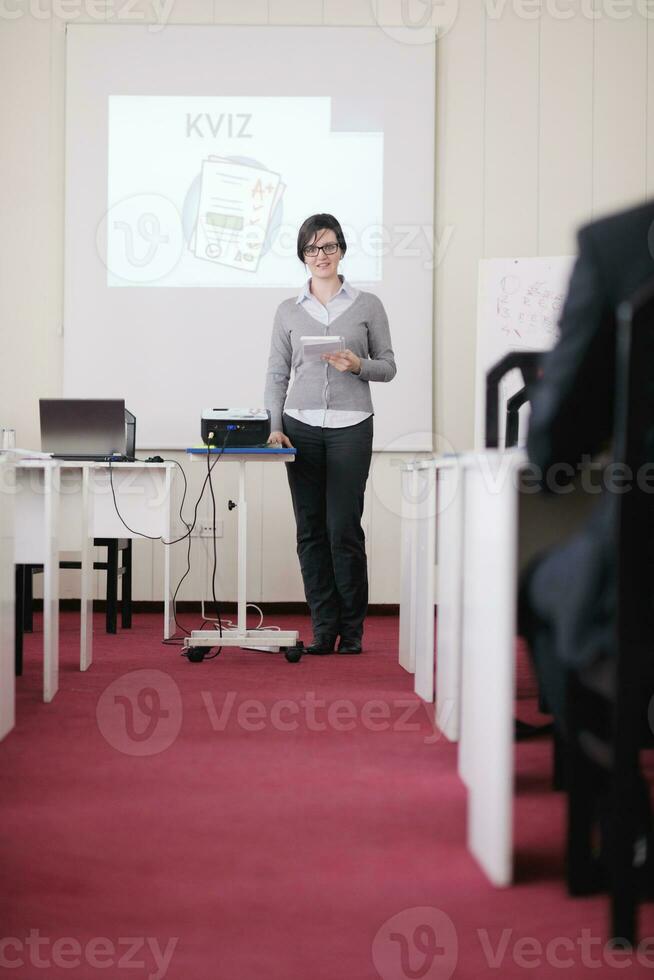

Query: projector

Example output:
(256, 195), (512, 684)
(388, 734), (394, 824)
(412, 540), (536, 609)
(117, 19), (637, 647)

(201, 408), (271, 448)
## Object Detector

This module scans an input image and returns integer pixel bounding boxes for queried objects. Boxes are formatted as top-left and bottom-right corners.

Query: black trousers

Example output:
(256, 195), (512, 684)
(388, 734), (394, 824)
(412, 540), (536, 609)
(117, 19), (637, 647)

(282, 414), (373, 640)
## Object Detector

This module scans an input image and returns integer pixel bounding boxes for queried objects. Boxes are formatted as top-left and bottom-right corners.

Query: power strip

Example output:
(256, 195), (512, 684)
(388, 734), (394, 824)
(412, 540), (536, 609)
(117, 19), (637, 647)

(199, 622), (281, 653)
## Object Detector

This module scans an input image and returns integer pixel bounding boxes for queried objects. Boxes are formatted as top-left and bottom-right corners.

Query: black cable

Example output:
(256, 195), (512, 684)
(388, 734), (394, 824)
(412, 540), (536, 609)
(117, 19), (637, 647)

(107, 459), (161, 541)
(166, 520), (194, 639)
(179, 436), (228, 655)
(179, 439), (227, 658)
(172, 439), (229, 644)
(161, 458), (191, 536)
(206, 442), (224, 637)
(108, 456), (196, 638)
(109, 446), (231, 545)
(150, 457), (195, 639)
(105, 441), (229, 641)
(133, 457), (191, 536)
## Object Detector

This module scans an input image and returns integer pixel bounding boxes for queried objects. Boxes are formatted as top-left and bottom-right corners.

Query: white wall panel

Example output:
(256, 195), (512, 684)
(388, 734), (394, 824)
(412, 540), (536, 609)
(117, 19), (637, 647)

(538, 9), (593, 254)
(260, 460), (304, 602)
(592, 11), (648, 217)
(483, 7), (540, 258)
(0, 14), (59, 448)
(109, 0), (214, 24)
(269, 0), (323, 24)
(324, 0), (375, 26)
(214, 0), (269, 24)
(434, 0), (485, 453)
(369, 453), (402, 603)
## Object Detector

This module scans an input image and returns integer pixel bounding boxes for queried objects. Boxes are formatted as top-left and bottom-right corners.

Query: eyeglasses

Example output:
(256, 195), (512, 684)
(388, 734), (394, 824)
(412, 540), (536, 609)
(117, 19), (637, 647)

(303, 242), (340, 257)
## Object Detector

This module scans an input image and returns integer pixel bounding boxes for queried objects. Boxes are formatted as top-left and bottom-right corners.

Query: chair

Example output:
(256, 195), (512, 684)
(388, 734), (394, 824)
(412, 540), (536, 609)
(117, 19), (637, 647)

(565, 278), (654, 945)
(505, 386), (531, 449)
(485, 351), (543, 449)
(487, 352), (558, 747)
(15, 539), (132, 674)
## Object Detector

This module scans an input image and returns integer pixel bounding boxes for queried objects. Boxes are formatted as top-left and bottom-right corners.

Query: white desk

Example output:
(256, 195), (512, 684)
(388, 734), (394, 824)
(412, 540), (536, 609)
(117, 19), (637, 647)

(86, 462), (174, 640)
(10, 459), (173, 712)
(398, 462), (421, 674)
(458, 450), (599, 885)
(183, 448), (301, 659)
(58, 463), (95, 670)
(400, 448), (599, 884)
(434, 457), (466, 741)
(14, 459), (61, 702)
(0, 454), (16, 738)
(411, 460), (438, 703)
(399, 456), (466, 726)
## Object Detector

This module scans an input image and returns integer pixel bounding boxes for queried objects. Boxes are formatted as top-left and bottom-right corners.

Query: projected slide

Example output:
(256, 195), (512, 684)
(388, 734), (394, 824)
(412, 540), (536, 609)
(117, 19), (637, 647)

(104, 96), (383, 288)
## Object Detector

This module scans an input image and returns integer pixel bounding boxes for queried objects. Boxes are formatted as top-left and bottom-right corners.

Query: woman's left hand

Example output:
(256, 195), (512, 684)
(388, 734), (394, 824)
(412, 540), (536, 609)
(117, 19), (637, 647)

(322, 349), (361, 374)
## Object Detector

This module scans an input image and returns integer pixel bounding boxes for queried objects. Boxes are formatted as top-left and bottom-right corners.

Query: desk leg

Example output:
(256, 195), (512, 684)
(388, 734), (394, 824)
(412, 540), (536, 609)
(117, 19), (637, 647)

(163, 544), (172, 639)
(461, 466), (517, 886)
(0, 471), (15, 740)
(163, 466), (173, 640)
(399, 468), (418, 673)
(237, 462), (247, 635)
(414, 468), (436, 702)
(436, 466), (465, 742)
(80, 468), (93, 671)
(42, 466), (60, 703)
(14, 566), (24, 677)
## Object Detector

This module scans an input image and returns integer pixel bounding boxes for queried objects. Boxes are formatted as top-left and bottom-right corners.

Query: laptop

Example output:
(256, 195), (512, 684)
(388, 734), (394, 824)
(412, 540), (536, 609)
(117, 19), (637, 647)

(39, 399), (135, 461)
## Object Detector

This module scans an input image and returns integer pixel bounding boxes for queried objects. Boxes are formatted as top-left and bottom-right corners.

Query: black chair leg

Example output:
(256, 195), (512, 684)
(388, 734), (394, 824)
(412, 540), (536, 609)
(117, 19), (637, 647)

(552, 726), (567, 791)
(609, 795), (638, 947)
(121, 540), (132, 629)
(106, 541), (118, 634)
(607, 705), (642, 946)
(15, 565), (24, 676)
(23, 565), (34, 633)
(565, 672), (604, 895)
(566, 738), (602, 894)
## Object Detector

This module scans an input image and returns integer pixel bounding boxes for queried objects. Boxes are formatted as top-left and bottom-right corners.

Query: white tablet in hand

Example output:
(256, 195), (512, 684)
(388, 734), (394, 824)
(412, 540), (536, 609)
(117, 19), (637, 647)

(300, 336), (345, 360)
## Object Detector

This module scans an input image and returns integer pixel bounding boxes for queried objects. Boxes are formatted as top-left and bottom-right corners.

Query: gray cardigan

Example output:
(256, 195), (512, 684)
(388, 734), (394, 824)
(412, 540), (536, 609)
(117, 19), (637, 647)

(264, 291), (396, 432)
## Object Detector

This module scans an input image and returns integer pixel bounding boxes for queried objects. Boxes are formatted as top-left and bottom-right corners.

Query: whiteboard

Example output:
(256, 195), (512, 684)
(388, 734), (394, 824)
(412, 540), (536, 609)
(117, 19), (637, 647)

(63, 25), (436, 451)
(474, 256), (575, 449)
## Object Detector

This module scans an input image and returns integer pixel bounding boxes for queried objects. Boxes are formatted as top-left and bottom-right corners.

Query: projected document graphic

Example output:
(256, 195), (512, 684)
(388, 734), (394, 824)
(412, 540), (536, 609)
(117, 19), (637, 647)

(106, 96), (383, 287)
(189, 156), (284, 272)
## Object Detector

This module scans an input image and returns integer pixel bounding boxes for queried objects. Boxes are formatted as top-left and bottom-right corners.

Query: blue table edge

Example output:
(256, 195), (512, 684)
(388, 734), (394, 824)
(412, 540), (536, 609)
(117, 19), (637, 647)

(186, 447), (296, 455)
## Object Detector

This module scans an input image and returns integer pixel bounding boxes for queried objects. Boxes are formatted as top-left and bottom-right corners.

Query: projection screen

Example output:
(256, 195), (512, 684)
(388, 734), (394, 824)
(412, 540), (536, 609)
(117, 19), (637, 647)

(64, 25), (435, 449)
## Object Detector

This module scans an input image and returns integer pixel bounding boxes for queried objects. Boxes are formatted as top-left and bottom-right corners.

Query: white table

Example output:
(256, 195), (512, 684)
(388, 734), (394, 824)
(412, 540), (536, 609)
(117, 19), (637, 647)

(458, 450), (599, 885)
(11, 459), (174, 712)
(0, 454), (16, 738)
(398, 461), (423, 675)
(411, 460), (438, 703)
(14, 459), (61, 703)
(398, 456), (466, 729)
(85, 461), (174, 640)
(400, 448), (600, 884)
(58, 463), (95, 670)
(183, 448), (300, 658)
(434, 457), (467, 741)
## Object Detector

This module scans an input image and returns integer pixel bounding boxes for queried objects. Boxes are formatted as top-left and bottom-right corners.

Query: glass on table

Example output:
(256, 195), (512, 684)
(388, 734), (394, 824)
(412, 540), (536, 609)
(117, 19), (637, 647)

(1, 428), (16, 451)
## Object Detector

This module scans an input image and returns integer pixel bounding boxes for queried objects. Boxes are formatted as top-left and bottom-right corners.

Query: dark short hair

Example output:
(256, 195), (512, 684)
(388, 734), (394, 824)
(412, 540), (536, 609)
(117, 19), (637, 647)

(296, 213), (347, 263)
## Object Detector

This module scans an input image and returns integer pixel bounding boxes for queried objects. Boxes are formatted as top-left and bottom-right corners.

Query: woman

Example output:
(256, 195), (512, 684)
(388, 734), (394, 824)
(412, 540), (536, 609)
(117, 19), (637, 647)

(264, 213), (396, 655)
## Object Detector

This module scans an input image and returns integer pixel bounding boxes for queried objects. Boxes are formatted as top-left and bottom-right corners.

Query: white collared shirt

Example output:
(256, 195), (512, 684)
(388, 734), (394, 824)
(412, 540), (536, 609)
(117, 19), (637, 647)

(284, 276), (373, 429)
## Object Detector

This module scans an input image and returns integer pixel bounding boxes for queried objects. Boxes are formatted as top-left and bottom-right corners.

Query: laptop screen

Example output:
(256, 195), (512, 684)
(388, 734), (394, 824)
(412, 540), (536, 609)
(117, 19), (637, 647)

(40, 399), (128, 457)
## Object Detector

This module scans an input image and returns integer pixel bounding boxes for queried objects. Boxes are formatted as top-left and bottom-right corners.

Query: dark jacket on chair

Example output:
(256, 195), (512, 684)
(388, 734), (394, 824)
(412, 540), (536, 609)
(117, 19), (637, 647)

(522, 201), (654, 712)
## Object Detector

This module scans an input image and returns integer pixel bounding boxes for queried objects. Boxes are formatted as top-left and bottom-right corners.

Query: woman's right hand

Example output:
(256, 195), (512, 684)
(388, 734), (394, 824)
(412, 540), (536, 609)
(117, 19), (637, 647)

(268, 430), (294, 449)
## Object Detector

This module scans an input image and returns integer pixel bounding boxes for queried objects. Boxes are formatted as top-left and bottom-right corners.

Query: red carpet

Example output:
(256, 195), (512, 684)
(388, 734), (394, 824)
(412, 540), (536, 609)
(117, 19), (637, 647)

(2, 612), (654, 979)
